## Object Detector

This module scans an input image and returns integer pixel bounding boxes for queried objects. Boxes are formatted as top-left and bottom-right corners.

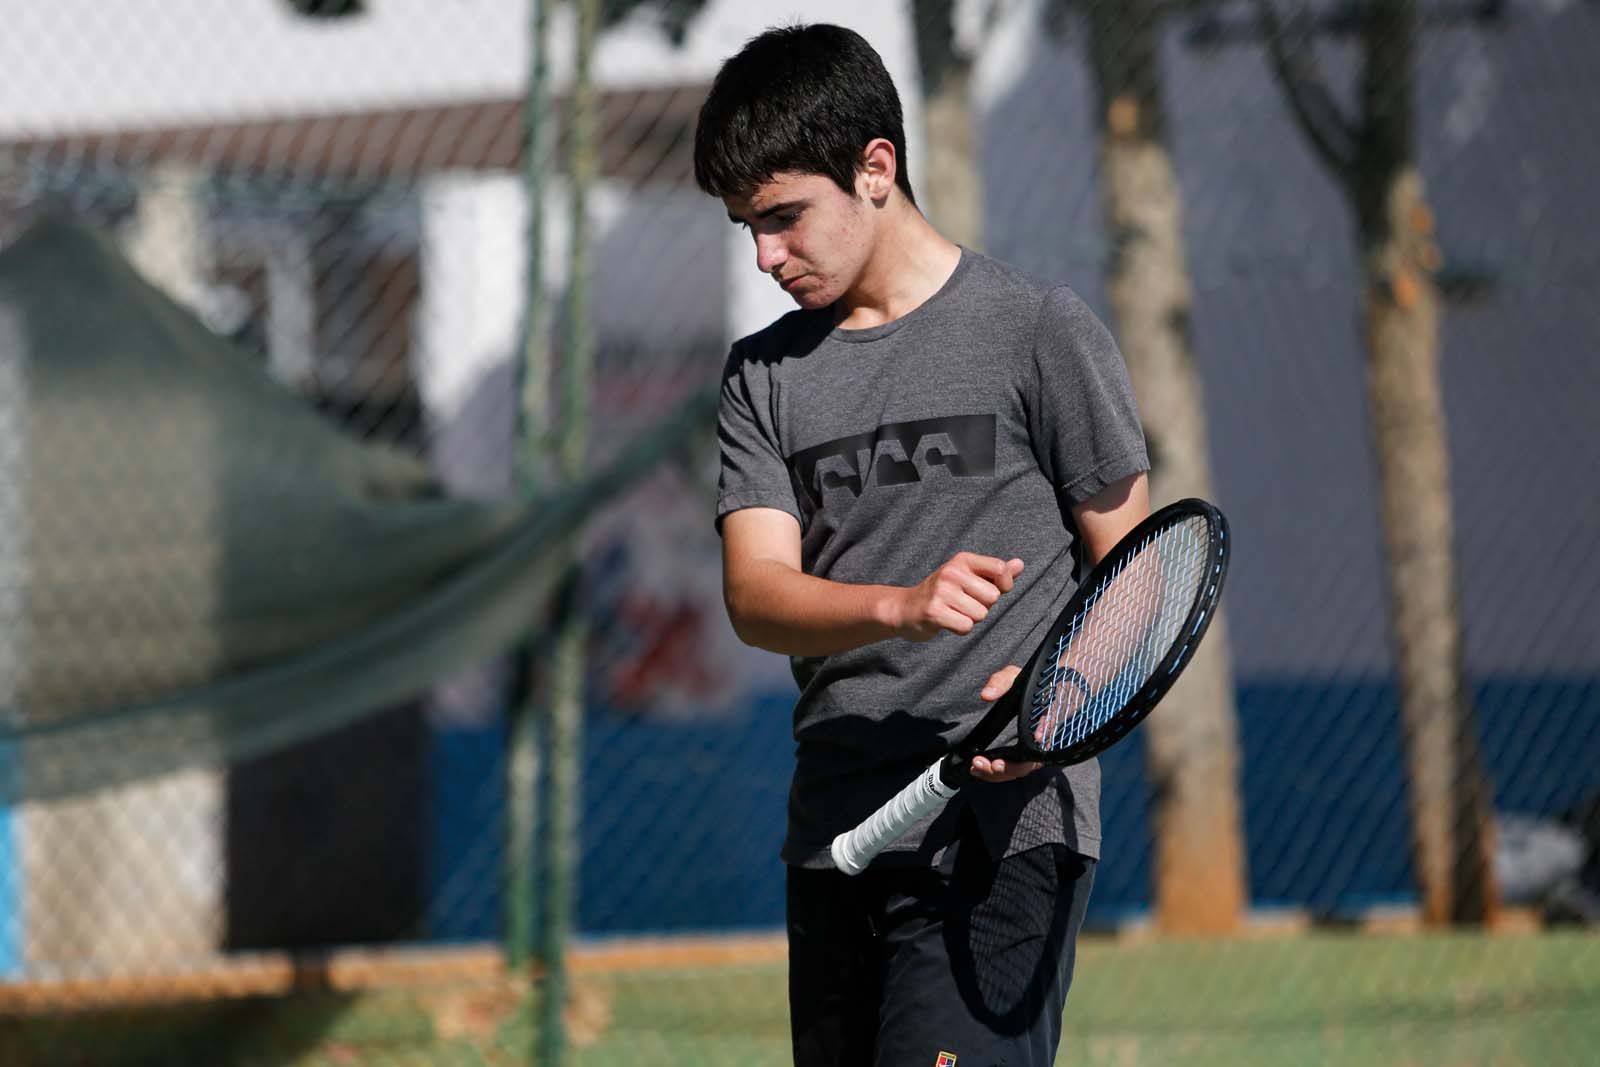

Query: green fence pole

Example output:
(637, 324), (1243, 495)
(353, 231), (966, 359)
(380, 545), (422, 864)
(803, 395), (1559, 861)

(538, 0), (598, 1062)
(507, 0), (551, 1047)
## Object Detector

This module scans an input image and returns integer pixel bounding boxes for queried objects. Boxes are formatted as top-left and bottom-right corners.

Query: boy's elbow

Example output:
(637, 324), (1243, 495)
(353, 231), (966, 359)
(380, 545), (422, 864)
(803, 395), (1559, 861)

(726, 586), (792, 653)
(723, 555), (798, 652)
(723, 584), (763, 648)
(726, 608), (758, 648)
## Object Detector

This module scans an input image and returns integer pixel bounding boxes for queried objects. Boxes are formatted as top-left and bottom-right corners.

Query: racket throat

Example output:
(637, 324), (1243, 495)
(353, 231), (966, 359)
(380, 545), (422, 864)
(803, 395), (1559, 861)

(938, 751), (973, 790)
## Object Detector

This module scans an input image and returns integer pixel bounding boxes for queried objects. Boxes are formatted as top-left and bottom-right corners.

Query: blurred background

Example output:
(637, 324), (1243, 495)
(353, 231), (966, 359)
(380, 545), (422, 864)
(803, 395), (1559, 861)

(0, 0), (1595, 1063)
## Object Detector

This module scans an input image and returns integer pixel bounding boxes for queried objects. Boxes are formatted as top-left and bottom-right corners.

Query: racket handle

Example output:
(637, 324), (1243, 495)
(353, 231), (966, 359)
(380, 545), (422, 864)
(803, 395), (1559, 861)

(830, 757), (963, 876)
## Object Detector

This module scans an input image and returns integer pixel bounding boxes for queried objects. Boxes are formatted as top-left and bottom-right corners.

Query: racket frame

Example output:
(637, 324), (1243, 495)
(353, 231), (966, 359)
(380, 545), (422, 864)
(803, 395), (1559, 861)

(829, 498), (1230, 874)
(985, 496), (1230, 768)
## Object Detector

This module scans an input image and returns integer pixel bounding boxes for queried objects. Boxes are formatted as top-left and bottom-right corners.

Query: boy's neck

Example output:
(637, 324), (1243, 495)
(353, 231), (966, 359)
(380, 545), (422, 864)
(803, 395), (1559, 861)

(833, 203), (963, 331)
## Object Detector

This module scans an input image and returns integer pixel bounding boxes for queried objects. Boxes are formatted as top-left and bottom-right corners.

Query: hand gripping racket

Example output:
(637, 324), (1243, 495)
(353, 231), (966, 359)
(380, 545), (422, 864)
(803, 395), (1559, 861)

(830, 498), (1230, 875)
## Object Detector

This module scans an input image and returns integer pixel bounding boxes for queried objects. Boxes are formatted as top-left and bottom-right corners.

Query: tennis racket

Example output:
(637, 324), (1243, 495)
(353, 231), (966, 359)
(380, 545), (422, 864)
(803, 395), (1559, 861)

(829, 498), (1230, 875)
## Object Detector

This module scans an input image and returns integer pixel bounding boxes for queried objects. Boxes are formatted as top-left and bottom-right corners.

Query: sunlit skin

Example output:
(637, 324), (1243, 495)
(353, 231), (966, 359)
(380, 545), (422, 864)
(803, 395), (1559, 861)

(721, 139), (963, 330)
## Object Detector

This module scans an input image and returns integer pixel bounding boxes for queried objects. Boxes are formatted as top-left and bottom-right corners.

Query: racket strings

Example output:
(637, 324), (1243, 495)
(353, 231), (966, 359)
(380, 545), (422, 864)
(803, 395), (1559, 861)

(1097, 527), (1205, 727)
(1034, 532), (1158, 742)
(1062, 519), (1208, 741)
(1029, 516), (1212, 753)
(1075, 522), (1206, 733)
(1033, 535), (1183, 749)
(1034, 530), (1167, 745)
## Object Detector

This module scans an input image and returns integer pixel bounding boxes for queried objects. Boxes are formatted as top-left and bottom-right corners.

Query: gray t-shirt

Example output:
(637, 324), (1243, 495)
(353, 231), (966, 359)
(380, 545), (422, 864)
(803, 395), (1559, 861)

(716, 249), (1149, 869)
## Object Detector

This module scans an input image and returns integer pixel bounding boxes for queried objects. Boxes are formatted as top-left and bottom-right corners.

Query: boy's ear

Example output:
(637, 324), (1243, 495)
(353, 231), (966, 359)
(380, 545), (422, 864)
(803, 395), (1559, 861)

(858, 138), (898, 201)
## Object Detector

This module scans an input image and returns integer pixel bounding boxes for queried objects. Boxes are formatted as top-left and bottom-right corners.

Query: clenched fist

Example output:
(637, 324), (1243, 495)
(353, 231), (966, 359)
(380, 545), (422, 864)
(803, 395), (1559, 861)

(888, 553), (1024, 641)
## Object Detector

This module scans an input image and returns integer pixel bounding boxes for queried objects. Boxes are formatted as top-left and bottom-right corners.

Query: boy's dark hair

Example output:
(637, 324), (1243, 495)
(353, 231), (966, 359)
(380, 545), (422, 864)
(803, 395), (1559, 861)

(693, 23), (916, 204)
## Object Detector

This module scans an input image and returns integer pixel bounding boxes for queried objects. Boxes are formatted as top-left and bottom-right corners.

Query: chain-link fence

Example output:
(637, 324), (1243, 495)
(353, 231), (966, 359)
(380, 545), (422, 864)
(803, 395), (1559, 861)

(0, 0), (1596, 1064)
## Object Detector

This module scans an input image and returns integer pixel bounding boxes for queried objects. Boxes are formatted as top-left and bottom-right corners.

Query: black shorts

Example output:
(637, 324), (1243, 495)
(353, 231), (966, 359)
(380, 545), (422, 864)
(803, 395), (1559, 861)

(787, 813), (1096, 1067)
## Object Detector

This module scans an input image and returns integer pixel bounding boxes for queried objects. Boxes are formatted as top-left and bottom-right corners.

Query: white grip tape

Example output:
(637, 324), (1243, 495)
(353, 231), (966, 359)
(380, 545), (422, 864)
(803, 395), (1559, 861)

(829, 760), (961, 876)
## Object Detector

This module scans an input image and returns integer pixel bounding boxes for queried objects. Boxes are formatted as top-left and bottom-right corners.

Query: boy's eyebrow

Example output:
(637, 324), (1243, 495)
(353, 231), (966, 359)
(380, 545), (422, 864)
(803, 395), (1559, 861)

(727, 199), (807, 224)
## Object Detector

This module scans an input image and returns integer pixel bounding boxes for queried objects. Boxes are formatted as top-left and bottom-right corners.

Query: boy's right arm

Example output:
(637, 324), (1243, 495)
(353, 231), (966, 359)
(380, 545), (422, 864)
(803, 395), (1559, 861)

(721, 507), (1024, 658)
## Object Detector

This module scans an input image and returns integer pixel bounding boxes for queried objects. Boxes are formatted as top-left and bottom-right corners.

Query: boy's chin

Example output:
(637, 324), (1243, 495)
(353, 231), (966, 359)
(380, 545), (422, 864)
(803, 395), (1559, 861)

(789, 289), (834, 311)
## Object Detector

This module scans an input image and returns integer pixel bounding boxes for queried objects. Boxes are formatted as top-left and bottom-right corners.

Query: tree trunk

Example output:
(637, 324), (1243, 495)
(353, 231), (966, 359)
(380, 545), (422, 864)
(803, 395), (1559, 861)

(913, 0), (983, 249)
(1086, 0), (1249, 936)
(1352, 0), (1497, 925)
(1358, 165), (1498, 924)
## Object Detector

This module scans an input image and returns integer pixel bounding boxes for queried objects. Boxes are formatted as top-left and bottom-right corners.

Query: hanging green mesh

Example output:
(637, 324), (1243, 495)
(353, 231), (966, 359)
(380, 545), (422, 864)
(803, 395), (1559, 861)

(0, 217), (714, 802)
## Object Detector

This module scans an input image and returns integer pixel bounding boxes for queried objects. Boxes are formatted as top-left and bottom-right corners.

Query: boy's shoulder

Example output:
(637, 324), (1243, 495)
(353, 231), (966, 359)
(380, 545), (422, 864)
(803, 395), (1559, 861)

(725, 306), (834, 373)
(961, 249), (1082, 310)
(963, 253), (1113, 355)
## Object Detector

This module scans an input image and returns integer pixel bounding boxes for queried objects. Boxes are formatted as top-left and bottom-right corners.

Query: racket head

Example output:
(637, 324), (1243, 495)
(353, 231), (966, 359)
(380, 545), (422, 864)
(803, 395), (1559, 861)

(985, 498), (1229, 767)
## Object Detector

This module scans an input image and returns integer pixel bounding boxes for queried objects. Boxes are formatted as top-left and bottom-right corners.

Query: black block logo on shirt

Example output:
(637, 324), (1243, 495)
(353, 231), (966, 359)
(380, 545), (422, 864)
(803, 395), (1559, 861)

(787, 414), (996, 512)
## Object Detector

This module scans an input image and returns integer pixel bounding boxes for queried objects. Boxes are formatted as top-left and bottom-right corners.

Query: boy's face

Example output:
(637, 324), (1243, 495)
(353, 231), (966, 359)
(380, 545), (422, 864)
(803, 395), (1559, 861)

(723, 171), (876, 312)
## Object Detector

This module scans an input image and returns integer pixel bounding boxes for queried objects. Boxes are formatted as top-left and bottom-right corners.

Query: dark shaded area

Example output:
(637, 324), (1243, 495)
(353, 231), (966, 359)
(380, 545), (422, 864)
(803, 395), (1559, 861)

(286, 0), (365, 17)
(0, 992), (364, 1067)
(1574, 790), (1600, 896)
(946, 831), (1089, 1037)
(226, 702), (428, 951)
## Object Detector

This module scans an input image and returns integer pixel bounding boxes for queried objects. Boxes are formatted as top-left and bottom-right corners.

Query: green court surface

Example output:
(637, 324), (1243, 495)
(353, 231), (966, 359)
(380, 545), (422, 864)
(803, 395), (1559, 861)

(3, 931), (1596, 1065)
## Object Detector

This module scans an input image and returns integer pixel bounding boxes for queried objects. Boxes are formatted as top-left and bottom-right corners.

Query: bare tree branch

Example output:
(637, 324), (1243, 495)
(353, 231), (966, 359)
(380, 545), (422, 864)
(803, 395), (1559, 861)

(600, 0), (710, 45)
(914, 0), (962, 96)
(1253, 0), (1360, 189)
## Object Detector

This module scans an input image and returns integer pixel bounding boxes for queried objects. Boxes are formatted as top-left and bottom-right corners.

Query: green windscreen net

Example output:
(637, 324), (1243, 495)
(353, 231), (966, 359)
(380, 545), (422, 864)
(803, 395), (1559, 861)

(0, 217), (714, 802)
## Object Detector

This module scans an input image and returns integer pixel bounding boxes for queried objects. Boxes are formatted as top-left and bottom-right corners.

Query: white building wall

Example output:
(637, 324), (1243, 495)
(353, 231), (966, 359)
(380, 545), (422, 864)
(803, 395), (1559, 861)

(0, 0), (923, 139)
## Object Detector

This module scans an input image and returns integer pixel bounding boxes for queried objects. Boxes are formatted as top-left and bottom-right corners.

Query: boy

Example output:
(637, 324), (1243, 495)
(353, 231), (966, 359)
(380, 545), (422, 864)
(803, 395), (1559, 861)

(696, 23), (1149, 1065)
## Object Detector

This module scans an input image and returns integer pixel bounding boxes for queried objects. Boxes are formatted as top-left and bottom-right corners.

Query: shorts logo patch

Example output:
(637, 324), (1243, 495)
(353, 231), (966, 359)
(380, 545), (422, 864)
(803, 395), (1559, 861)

(935, 1052), (958, 1067)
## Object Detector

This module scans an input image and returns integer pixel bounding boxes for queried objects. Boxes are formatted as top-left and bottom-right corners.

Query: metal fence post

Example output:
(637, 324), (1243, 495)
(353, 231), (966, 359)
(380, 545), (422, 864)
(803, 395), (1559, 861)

(538, 0), (598, 1062)
(508, 0), (552, 1056)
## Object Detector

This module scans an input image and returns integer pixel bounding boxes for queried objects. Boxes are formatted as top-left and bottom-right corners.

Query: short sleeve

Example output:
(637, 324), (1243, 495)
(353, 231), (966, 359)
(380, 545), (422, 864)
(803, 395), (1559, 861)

(1028, 287), (1150, 504)
(716, 347), (802, 531)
